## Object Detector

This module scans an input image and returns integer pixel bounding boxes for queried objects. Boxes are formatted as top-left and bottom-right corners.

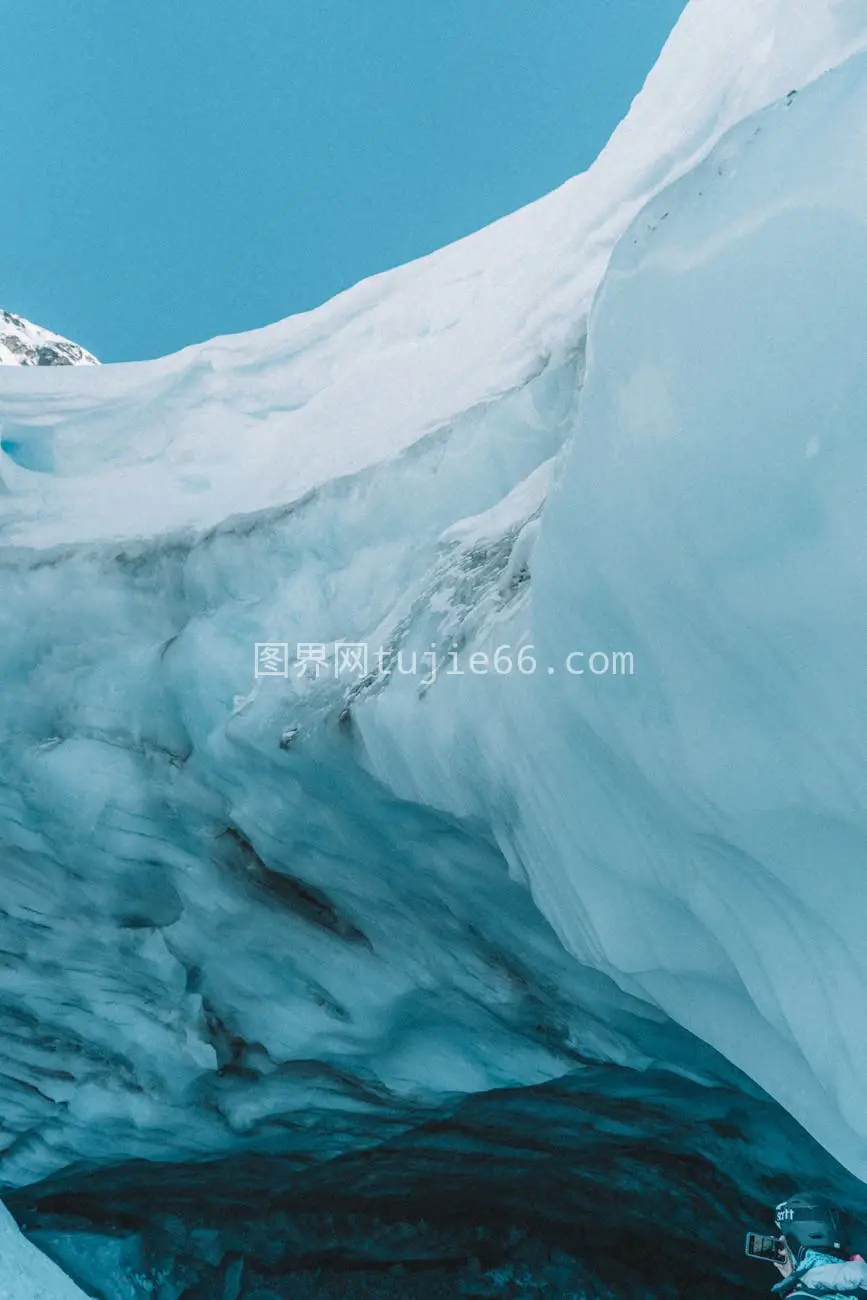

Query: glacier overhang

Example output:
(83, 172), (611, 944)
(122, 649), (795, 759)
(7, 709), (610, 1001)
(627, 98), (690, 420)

(2, 0), (867, 1295)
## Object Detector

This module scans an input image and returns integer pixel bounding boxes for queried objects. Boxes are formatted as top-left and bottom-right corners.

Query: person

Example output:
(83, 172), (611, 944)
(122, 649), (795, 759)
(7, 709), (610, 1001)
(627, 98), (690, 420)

(770, 1192), (867, 1296)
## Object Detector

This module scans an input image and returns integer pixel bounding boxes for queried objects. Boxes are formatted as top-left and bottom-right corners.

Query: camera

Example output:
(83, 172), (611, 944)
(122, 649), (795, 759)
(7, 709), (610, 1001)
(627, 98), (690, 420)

(745, 1231), (786, 1263)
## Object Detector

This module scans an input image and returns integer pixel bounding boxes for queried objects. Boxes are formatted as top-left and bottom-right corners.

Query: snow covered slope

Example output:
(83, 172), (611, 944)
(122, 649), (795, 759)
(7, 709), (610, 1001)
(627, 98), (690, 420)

(1, 0), (867, 1218)
(0, 310), (97, 367)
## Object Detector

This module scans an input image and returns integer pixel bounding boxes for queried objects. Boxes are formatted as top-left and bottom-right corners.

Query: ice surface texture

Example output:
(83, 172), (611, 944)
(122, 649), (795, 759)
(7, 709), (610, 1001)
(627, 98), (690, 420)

(0, 0), (866, 1240)
(360, 52), (867, 1178)
(0, 1201), (91, 1298)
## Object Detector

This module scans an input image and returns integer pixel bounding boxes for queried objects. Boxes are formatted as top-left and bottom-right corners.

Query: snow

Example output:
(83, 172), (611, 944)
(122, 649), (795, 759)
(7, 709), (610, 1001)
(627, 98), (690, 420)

(0, 311), (98, 368)
(0, 1202), (92, 1298)
(0, 0), (867, 1230)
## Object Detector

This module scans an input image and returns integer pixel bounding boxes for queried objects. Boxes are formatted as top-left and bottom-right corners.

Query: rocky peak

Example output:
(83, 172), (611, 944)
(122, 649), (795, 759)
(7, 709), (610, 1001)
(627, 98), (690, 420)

(0, 308), (98, 366)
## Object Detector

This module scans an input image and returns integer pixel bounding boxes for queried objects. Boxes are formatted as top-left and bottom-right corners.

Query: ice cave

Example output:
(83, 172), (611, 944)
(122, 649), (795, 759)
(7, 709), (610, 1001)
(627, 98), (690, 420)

(3, 0), (867, 1295)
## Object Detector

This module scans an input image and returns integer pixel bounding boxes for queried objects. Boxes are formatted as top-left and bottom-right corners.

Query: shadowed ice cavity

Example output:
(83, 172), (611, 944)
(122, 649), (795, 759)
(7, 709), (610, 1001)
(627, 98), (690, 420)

(0, 423), (56, 473)
(9, 1058), (867, 1299)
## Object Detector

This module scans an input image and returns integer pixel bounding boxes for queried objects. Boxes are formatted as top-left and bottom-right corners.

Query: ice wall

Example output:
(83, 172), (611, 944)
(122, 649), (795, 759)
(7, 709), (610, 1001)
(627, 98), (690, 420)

(524, 55), (867, 1169)
(1, 0), (867, 1214)
(0, 1201), (91, 1298)
(358, 51), (867, 1176)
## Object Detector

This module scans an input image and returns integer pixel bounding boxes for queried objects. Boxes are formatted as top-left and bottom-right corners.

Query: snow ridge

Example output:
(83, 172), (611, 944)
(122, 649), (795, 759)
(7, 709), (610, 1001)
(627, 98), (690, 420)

(1, 0), (865, 546)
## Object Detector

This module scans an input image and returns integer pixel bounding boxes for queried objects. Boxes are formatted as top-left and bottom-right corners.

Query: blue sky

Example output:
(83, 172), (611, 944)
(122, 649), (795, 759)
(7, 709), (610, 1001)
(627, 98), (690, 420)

(4, 0), (687, 363)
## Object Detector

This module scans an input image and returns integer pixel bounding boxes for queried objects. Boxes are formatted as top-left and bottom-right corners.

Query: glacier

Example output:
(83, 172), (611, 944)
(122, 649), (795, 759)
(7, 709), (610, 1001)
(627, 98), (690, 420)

(3, 0), (867, 1295)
